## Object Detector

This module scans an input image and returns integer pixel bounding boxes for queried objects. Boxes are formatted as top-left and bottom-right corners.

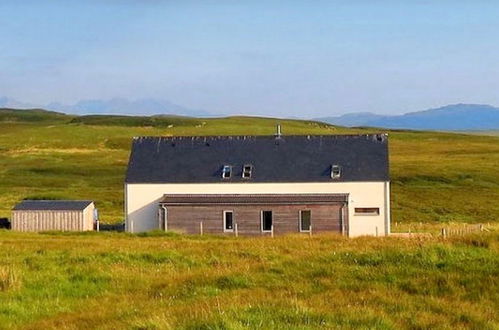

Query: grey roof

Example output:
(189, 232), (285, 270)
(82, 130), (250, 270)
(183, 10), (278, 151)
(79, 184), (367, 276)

(13, 200), (93, 211)
(160, 194), (349, 205)
(125, 134), (389, 184)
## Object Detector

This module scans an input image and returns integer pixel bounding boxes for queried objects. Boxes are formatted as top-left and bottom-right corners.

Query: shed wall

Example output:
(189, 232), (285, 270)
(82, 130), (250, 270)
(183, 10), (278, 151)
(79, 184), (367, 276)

(12, 204), (95, 232)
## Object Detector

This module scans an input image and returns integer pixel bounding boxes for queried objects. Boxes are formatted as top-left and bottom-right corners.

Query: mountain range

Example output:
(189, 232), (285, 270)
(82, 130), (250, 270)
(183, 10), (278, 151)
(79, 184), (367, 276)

(315, 104), (499, 131)
(2, 96), (499, 130)
(0, 96), (213, 117)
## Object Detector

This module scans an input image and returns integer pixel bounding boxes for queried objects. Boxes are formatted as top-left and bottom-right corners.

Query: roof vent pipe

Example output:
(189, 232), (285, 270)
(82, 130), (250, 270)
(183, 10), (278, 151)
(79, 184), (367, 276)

(275, 124), (282, 139)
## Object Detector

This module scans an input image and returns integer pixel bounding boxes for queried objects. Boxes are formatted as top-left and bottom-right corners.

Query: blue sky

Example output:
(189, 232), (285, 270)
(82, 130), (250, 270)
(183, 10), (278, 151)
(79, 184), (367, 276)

(1, 1), (499, 117)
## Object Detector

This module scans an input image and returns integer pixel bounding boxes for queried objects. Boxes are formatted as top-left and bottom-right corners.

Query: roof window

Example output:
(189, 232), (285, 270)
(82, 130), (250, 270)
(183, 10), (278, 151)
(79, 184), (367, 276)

(222, 165), (232, 179)
(331, 165), (341, 179)
(242, 164), (253, 179)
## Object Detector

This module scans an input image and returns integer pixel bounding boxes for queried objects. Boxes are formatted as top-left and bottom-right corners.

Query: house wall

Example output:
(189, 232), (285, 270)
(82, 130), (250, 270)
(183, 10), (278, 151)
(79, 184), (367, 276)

(12, 203), (95, 232)
(125, 182), (390, 237)
(164, 203), (344, 235)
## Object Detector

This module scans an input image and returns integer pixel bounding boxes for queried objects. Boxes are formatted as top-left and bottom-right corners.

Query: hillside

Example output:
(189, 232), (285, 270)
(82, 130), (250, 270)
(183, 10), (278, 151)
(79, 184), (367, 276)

(0, 108), (498, 328)
(317, 104), (499, 130)
(0, 108), (498, 225)
(0, 108), (71, 123)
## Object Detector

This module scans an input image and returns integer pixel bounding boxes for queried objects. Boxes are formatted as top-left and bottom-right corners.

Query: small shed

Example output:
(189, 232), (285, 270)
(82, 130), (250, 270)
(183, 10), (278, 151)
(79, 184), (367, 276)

(12, 200), (96, 232)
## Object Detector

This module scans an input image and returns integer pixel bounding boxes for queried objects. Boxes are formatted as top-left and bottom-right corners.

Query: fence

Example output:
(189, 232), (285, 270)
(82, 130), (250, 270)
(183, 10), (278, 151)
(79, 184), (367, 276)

(441, 224), (485, 238)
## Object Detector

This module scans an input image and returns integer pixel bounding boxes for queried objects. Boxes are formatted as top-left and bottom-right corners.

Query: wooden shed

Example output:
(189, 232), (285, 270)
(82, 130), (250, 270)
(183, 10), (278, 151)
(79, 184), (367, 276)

(12, 200), (96, 232)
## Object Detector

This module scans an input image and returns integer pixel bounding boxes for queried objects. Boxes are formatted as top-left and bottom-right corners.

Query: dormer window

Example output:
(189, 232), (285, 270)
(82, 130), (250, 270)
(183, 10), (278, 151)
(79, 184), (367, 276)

(242, 164), (253, 179)
(222, 165), (232, 179)
(331, 165), (341, 179)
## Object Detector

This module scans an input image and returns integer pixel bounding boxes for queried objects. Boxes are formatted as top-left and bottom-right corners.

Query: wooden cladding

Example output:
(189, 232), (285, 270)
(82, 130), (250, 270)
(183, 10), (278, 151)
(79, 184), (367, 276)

(11, 208), (94, 232)
(163, 203), (347, 236)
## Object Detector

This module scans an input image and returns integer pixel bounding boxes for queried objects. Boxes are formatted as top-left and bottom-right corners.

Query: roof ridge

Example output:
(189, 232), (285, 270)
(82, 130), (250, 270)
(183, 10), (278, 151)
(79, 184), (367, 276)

(132, 133), (388, 140)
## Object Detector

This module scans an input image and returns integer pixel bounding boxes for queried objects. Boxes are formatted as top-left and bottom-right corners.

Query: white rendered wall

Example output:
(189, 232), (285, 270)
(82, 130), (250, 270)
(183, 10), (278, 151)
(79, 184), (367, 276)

(125, 182), (390, 237)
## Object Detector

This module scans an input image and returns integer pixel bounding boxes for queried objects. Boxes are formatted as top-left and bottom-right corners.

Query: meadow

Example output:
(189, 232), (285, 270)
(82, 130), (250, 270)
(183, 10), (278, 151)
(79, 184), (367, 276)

(0, 230), (497, 329)
(0, 109), (498, 329)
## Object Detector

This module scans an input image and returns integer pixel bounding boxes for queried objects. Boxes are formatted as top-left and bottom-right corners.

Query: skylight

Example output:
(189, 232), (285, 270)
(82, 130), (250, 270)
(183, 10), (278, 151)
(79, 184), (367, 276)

(242, 164), (253, 179)
(222, 165), (232, 179)
(331, 165), (341, 179)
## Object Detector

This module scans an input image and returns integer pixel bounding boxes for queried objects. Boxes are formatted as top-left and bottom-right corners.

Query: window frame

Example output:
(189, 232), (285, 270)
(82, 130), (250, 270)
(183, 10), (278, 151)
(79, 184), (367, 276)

(223, 210), (234, 232)
(354, 207), (380, 216)
(242, 164), (253, 179)
(331, 165), (341, 179)
(261, 210), (273, 232)
(221, 165), (232, 179)
(299, 210), (312, 232)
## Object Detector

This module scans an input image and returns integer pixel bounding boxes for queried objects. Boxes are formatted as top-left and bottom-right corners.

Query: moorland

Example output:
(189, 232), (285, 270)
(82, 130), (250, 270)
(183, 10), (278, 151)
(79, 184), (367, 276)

(0, 108), (498, 329)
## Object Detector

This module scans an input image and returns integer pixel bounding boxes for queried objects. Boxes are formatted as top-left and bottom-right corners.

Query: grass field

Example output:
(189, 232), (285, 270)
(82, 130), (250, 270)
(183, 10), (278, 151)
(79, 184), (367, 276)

(1, 109), (498, 329)
(1, 109), (498, 225)
(0, 230), (497, 329)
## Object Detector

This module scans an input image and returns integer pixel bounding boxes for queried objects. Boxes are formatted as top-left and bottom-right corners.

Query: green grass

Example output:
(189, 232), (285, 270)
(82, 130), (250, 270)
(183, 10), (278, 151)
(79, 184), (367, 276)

(0, 231), (497, 329)
(0, 109), (498, 328)
(1, 109), (498, 224)
(69, 114), (204, 127)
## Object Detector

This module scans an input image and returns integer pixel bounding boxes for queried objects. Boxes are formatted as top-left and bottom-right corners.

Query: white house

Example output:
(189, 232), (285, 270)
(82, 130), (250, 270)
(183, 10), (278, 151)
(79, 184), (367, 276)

(124, 132), (390, 237)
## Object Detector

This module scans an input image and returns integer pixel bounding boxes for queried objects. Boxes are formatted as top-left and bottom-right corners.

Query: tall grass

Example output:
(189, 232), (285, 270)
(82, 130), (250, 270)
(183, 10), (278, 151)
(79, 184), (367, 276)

(0, 231), (497, 328)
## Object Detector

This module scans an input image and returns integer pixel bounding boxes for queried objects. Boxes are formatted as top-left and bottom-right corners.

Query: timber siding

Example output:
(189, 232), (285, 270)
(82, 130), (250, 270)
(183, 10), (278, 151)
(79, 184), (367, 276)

(162, 203), (347, 235)
(11, 200), (95, 232)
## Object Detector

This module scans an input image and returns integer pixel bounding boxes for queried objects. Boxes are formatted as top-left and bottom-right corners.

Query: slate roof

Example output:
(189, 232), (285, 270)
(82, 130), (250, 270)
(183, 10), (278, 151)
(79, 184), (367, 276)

(160, 194), (349, 205)
(13, 200), (93, 211)
(125, 134), (389, 183)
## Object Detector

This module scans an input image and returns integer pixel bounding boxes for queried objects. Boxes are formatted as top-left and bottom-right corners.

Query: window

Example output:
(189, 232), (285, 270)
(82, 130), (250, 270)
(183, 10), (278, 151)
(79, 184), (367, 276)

(242, 164), (253, 179)
(300, 210), (311, 232)
(261, 211), (273, 232)
(222, 165), (232, 179)
(331, 165), (341, 179)
(224, 211), (234, 231)
(354, 208), (380, 216)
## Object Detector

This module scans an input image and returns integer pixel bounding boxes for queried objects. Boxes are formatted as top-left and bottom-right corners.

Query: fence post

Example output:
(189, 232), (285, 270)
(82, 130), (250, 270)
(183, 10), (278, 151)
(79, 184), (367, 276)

(271, 224), (274, 238)
(200, 221), (203, 236)
(235, 223), (238, 237)
(309, 224), (312, 238)
(375, 226), (378, 237)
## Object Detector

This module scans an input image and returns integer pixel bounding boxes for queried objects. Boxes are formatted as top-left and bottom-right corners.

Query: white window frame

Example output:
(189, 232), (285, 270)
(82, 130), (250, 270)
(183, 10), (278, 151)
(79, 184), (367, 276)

(242, 164), (253, 179)
(331, 165), (341, 179)
(222, 165), (232, 179)
(261, 210), (273, 232)
(299, 210), (312, 232)
(223, 210), (234, 232)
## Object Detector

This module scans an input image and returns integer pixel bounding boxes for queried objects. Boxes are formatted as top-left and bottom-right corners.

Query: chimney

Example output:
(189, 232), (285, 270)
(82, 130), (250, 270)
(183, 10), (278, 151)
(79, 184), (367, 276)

(275, 124), (282, 139)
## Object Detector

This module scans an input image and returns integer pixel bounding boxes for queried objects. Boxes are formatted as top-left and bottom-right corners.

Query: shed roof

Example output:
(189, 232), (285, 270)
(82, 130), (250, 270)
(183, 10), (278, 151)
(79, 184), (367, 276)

(13, 200), (93, 211)
(125, 134), (389, 183)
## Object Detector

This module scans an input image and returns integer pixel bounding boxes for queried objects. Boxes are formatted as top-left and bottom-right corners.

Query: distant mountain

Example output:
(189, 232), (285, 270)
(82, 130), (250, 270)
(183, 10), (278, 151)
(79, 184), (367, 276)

(0, 96), (213, 117)
(316, 104), (499, 130)
(0, 96), (37, 109)
(46, 98), (213, 117)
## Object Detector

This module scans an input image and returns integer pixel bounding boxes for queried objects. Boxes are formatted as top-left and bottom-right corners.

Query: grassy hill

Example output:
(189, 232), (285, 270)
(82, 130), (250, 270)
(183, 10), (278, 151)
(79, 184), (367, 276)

(0, 109), (498, 328)
(0, 108), (498, 224)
